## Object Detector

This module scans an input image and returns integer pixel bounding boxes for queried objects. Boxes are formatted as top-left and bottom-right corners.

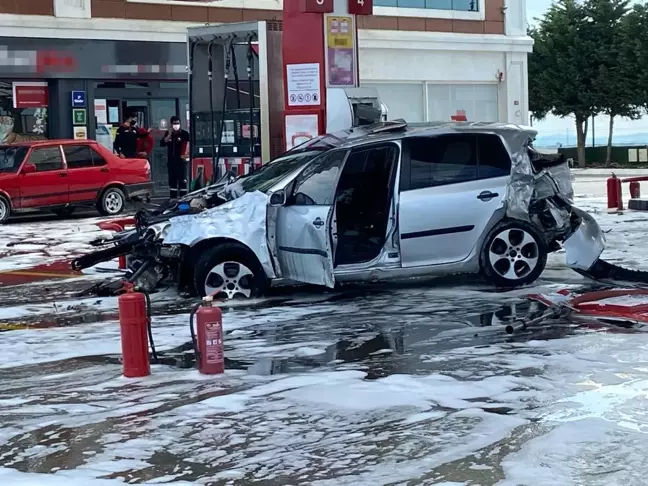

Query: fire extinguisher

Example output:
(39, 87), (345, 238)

(118, 283), (158, 378)
(190, 296), (224, 374)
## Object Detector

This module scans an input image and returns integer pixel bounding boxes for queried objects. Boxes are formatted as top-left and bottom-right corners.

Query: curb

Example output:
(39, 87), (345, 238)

(571, 168), (648, 176)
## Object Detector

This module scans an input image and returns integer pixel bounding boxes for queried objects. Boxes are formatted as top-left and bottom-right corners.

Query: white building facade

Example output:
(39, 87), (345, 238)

(0, 0), (532, 128)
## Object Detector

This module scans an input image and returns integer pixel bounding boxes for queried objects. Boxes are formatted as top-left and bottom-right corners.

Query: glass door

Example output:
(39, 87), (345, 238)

(150, 99), (178, 196)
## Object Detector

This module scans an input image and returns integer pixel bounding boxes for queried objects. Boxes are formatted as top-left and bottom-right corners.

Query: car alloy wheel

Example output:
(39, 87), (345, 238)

(204, 261), (255, 299)
(0, 198), (8, 223)
(104, 190), (124, 214)
(488, 228), (540, 281)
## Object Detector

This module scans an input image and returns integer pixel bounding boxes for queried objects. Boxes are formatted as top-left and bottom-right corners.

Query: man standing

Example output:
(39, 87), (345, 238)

(160, 116), (190, 200)
(113, 112), (151, 159)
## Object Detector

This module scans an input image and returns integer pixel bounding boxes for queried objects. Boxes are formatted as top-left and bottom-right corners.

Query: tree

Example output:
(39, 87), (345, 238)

(529, 0), (599, 166)
(619, 4), (648, 114)
(585, 0), (640, 166)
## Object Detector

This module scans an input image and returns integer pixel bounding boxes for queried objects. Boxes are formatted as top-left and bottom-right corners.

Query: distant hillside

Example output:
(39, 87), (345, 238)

(534, 132), (647, 148)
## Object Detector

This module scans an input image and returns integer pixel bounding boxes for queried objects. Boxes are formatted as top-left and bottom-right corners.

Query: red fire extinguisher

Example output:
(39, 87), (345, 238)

(118, 283), (158, 378)
(607, 173), (623, 212)
(190, 297), (224, 375)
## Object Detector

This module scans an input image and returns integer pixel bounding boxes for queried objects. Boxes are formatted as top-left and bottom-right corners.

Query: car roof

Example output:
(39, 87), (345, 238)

(315, 120), (537, 151)
(0, 139), (98, 149)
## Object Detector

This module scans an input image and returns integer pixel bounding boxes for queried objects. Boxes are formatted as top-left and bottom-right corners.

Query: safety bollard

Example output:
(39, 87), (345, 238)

(630, 181), (641, 199)
(190, 296), (224, 375)
(118, 284), (151, 378)
(607, 174), (623, 212)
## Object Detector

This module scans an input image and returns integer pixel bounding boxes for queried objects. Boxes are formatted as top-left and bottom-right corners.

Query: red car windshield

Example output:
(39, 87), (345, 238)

(0, 146), (28, 173)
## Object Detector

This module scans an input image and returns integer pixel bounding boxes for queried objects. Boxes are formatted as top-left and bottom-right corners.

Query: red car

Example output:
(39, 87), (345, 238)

(0, 140), (153, 224)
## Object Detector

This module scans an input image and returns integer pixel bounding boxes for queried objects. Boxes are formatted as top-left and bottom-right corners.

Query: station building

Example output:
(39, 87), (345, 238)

(0, 0), (532, 190)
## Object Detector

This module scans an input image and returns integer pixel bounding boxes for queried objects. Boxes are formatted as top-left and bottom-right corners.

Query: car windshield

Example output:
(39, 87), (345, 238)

(238, 150), (323, 193)
(0, 146), (28, 173)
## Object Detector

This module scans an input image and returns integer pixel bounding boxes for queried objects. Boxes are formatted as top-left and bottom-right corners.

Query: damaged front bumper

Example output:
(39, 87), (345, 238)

(563, 207), (605, 272)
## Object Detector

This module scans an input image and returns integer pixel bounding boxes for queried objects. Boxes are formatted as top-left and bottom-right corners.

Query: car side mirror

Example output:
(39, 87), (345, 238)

(21, 163), (36, 175)
(269, 189), (287, 207)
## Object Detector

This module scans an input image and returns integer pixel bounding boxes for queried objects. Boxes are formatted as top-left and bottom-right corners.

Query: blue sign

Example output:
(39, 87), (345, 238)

(71, 90), (86, 107)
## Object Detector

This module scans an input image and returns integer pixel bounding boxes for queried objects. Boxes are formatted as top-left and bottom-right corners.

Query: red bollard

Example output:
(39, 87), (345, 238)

(607, 174), (623, 212)
(192, 297), (224, 375)
(630, 181), (641, 199)
(118, 284), (150, 378)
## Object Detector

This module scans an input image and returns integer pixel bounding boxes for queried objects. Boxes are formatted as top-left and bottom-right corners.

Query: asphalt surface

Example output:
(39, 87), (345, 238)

(1, 176), (648, 485)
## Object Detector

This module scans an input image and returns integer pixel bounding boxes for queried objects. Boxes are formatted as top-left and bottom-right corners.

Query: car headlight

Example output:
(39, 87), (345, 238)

(160, 223), (171, 240)
(147, 222), (171, 241)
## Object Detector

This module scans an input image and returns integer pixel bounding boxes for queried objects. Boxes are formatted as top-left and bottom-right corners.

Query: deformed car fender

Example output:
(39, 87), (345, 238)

(162, 191), (276, 279)
(562, 206), (605, 271)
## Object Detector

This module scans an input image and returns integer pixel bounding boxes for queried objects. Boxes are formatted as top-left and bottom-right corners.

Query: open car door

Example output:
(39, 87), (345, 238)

(275, 150), (348, 288)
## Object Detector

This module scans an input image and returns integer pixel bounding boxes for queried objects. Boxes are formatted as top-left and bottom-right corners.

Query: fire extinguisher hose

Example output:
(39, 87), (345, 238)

(189, 302), (201, 363)
(141, 289), (158, 362)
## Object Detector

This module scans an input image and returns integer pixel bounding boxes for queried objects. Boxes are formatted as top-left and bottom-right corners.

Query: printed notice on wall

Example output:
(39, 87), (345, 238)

(285, 114), (319, 151)
(94, 99), (108, 124)
(286, 63), (321, 106)
(326, 15), (356, 87)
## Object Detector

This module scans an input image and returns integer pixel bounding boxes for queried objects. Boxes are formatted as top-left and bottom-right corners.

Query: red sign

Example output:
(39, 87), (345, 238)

(300, 0), (334, 13)
(451, 109), (467, 122)
(36, 50), (77, 73)
(12, 83), (49, 109)
(348, 0), (373, 15)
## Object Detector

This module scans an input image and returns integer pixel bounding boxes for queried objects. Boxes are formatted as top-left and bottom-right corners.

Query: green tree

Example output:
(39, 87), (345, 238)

(619, 4), (648, 113)
(529, 0), (599, 166)
(585, 0), (640, 166)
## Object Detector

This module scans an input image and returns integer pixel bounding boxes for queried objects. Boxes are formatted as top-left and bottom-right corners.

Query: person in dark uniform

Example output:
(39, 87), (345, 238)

(160, 116), (190, 200)
(113, 112), (151, 159)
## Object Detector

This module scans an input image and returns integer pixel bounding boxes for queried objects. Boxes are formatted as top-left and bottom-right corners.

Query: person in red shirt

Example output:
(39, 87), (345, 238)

(113, 112), (151, 159)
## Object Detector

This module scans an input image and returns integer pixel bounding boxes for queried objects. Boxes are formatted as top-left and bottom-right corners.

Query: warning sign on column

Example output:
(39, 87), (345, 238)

(287, 63), (321, 107)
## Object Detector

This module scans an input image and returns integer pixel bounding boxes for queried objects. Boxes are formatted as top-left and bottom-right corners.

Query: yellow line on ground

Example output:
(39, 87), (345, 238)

(0, 323), (29, 330)
(0, 271), (77, 278)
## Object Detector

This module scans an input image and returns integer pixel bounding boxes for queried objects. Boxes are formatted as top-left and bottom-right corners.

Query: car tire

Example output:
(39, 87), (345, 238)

(193, 242), (268, 299)
(97, 187), (126, 216)
(53, 206), (76, 218)
(0, 196), (10, 224)
(479, 219), (548, 288)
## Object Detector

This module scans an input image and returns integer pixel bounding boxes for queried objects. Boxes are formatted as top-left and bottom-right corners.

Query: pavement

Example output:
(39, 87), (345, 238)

(1, 175), (648, 485)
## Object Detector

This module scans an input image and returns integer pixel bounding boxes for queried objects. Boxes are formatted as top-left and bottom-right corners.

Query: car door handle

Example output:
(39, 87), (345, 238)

(477, 191), (498, 201)
(312, 217), (325, 228)
(59, 172), (67, 177)
(100, 168), (109, 173)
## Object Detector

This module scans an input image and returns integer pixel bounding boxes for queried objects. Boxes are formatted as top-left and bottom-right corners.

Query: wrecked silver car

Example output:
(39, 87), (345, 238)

(75, 121), (606, 299)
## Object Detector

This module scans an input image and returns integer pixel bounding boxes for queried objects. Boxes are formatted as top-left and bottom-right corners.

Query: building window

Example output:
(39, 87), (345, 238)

(427, 84), (499, 122)
(373, 0), (478, 11)
(0, 81), (49, 144)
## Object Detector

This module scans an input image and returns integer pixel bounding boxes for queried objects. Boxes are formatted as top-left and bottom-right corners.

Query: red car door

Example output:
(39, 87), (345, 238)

(19, 145), (69, 208)
(63, 144), (109, 203)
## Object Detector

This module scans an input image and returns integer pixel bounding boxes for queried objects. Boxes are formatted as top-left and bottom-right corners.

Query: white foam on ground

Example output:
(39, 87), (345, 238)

(2, 176), (648, 484)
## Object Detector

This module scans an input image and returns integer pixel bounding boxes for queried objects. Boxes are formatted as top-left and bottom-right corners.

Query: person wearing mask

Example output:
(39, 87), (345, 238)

(113, 112), (151, 159)
(160, 116), (190, 200)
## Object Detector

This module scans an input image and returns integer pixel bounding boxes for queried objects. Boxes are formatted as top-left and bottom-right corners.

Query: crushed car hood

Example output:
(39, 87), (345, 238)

(163, 191), (274, 276)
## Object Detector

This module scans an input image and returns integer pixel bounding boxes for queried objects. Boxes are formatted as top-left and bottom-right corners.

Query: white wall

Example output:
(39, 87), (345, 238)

(0, 7), (533, 125)
(358, 30), (532, 124)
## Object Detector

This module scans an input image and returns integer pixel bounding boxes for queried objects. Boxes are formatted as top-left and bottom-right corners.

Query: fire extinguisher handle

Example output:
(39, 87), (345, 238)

(141, 290), (158, 362)
(189, 303), (202, 365)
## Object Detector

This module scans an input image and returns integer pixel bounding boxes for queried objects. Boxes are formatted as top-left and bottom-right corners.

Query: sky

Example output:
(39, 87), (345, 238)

(526, 0), (648, 146)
